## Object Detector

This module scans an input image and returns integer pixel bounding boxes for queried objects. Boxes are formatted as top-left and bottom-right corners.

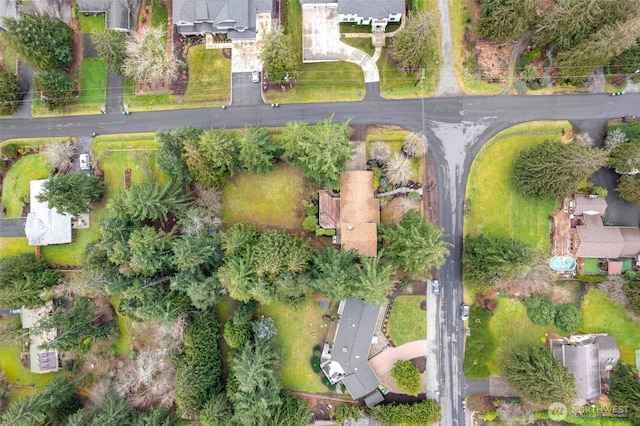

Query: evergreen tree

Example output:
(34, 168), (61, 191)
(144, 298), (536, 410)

(37, 173), (105, 216)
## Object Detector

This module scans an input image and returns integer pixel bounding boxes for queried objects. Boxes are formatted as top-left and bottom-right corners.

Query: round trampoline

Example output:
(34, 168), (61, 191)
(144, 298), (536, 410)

(549, 256), (577, 272)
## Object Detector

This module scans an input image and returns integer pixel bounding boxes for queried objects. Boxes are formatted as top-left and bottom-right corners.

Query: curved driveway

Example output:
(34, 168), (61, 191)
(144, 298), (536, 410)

(1, 93), (638, 426)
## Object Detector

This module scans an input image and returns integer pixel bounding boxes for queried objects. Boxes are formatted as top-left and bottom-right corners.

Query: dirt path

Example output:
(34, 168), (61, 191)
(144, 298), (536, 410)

(502, 34), (531, 94)
(436, 0), (461, 96)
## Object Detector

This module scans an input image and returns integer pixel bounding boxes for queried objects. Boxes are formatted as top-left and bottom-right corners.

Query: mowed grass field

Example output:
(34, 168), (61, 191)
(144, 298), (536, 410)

(465, 121), (569, 251)
(1, 154), (53, 218)
(386, 296), (427, 346)
(260, 300), (334, 393)
(221, 163), (305, 232)
(184, 45), (230, 104)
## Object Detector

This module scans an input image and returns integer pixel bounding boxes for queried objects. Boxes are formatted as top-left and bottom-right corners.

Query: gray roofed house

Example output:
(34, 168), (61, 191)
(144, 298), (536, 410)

(0, 0), (18, 30)
(173, 0), (271, 39)
(336, 0), (404, 31)
(321, 299), (382, 401)
(25, 180), (73, 247)
(575, 213), (640, 259)
(77, 0), (137, 32)
(549, 333), (620, 404)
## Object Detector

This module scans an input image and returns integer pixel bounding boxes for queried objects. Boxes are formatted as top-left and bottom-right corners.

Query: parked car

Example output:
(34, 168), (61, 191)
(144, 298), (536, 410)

(432, 280), (440, 295)
(79, 154), (90, 170)
(252, 70), (260, 83)
(460, 304), (469, 321)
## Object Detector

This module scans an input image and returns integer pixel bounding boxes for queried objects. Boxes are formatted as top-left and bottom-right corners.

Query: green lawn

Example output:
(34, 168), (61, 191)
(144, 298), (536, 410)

(341, 38), (375, 57)
(260, 300), (335, 393)
(0, 238), (32, 258)
(582, 289), (640, 364)
(266, 61), (365, 103)
(111, 296), (134, 356)
(184, 45), (230, 104)
(0, 39), (19, 75)
(77, 59), (107, 106)
(582, 258), (602, 275)
(151, 0), (168, 29)
(488, 297), (564, 376)
(1, 154), (53, 218)
(365, 126), (423, 183)
(465, 121), (569, 251)
(221, 163), (305, 231)
(463, 305), (495, 378)
(386, 296), (427, 346)
(379, 49), (439, 98)
(79, 13), (105, 33)
(41, 227), (98, 266)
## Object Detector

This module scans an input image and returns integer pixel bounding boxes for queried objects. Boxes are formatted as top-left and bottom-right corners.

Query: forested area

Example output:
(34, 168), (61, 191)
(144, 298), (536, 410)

(0, 120), (446, 424)
(476, 0), (640, 82)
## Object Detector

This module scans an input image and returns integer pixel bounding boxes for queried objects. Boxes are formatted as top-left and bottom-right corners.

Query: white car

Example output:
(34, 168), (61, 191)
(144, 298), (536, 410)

(252, 70), (260, 83)
(432, 280), (440, 295)
(460, 304), (470, 321)
(79, 154), (90, 170)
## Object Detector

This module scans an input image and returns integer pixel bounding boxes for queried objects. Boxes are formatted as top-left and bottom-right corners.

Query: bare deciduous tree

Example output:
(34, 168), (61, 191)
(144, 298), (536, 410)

(123, 26), (178, 82)
(386, 152), (414, 185)
(497, 403), (534, 425)
(402, 133), (428, 157)
(370, 141), (391, 161)
(40, 139), (76, 173)
(605, 128), (628, 150)
(193, 183), (223, 228)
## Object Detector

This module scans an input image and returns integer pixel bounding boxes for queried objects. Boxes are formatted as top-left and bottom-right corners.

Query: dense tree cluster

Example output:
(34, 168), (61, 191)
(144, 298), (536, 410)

(0, 253), (60, 308)
(0, 72), (19, 115)
(282, 118), (354, 188)
(171, 313), (223, 418)
(380, 209), (450, 278)
(37, 173), (105, 216)
(463, 234), (534, 290)
(623, 271), (640, 314)
(504, 345), (576, 406)
(123, 26), (178, 82)
(610, 363), (640, 424)
(513, 140), (607, 199)
(369, 400), (441, 425)
(35, 69), (77, 110)
(2, 11), (73, 70)
(477, 0), (640, 80)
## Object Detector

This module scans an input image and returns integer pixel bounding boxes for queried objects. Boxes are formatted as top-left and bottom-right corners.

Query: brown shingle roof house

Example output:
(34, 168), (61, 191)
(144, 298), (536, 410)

(576, 212), (640, 259)
(339, 171), (380, 257)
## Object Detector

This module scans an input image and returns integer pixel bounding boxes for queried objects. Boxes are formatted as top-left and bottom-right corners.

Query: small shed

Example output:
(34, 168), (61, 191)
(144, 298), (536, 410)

(608, 261), (623, 276)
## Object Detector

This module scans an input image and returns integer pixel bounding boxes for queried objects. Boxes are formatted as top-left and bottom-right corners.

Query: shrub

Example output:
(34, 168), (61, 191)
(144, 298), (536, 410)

(479, 411), (498, 421)
(554, 304), (582, 331)
(303, 215), (318, 232)
(370, 141), (391, 161)
(315, 228), (336, 237)
(313, 345), (322, 357)
(402, 132), (427, 158)
(0, 159), (7, 173)
(322, 376), (336, 390)
(311, 356), (321, 373)
(408, 191), (421, 202)
(332, 405), (361, 423)
(523, 294), (555, 326)
(140, 15), (146, 23)
(514, 81), (528, 94)
(529, 81), (541, 90)
(302, 199), (318, 216)
(1, 144), (18, 159)
(62, 359), (78, 372)
(578, 275), (608, 283)
(391, 360), (421, 396)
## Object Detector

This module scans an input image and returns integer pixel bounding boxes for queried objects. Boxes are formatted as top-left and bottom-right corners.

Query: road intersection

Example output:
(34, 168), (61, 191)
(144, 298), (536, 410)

(1, 92), (638, 425)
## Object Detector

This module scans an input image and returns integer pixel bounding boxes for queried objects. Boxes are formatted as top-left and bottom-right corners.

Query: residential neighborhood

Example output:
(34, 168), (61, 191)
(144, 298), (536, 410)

(0, 0), (639, 425)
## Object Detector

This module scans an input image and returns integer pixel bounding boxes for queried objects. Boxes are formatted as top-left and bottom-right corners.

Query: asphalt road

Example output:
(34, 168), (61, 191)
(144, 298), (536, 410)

(2, 93), (639, 426)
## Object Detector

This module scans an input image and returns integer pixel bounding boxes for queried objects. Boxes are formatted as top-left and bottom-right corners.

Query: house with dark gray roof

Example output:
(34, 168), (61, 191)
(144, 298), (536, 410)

(300, 0), (403, 31)
(320, 299), (383, 402)
(77, 0), (137, 32)
(173, 0), (271, 39)
(549, 333), (620, 403)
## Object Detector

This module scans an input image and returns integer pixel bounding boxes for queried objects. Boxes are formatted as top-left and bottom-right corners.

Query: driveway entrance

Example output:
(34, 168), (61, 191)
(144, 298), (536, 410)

(301, 3), (379, 83)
